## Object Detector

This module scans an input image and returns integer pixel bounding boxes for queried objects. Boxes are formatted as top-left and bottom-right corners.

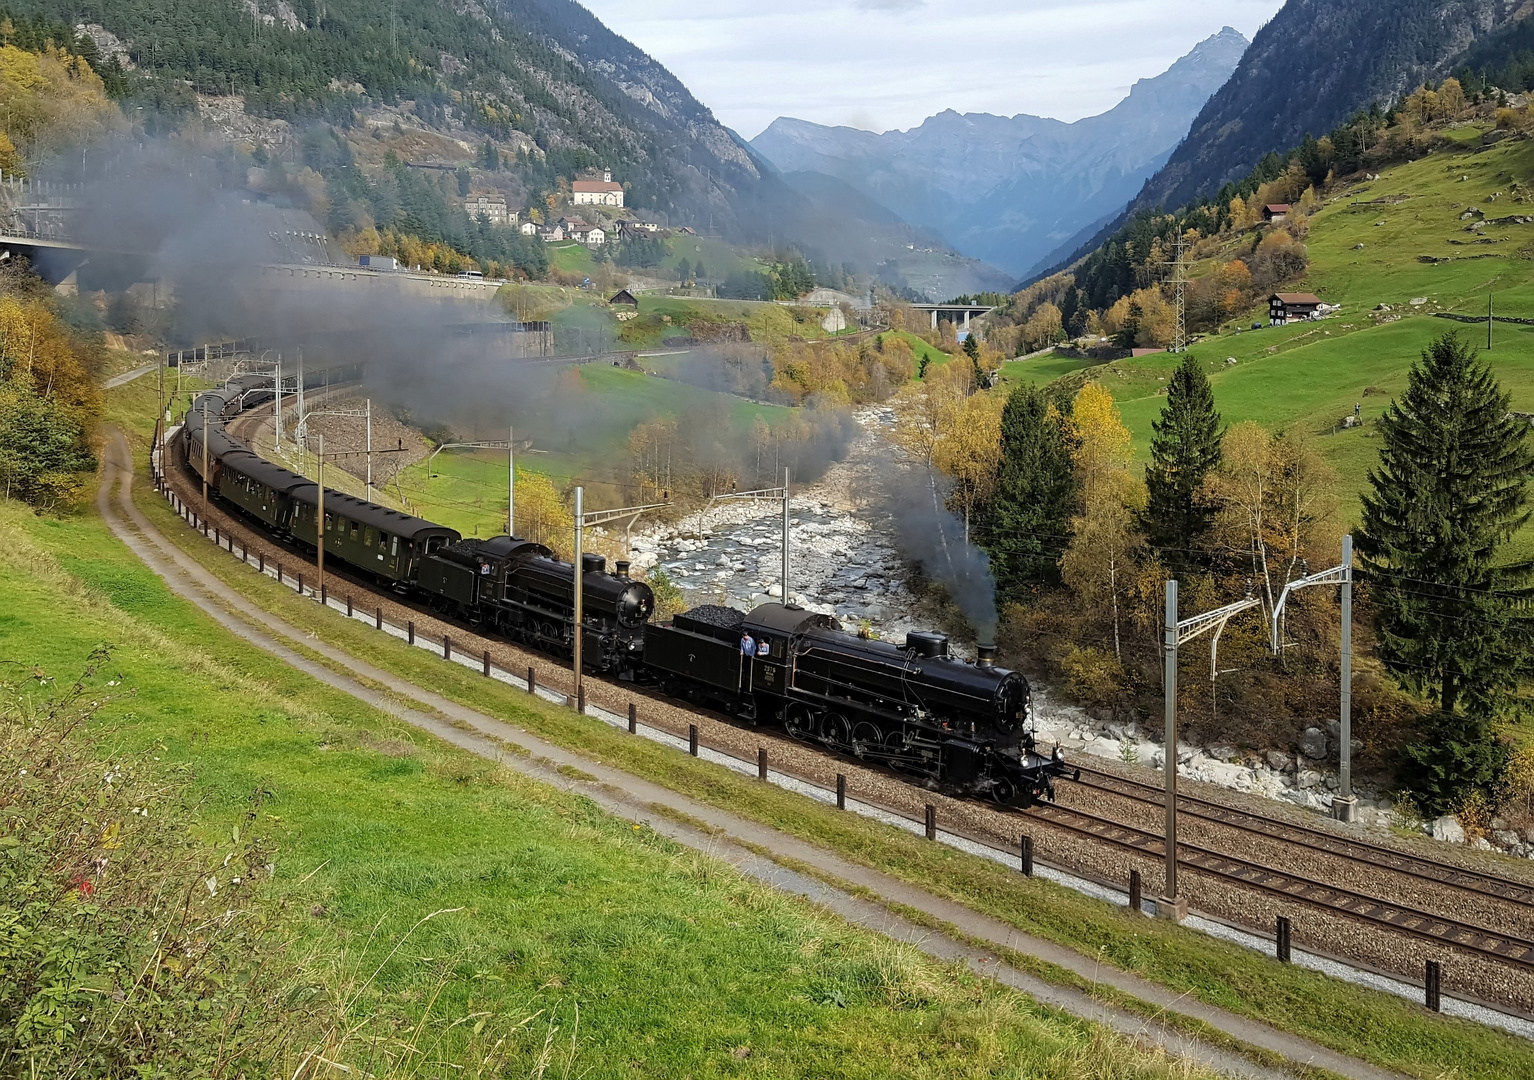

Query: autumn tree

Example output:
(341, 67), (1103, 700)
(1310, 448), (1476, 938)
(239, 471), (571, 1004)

(515, 469), (573, 556)
(1061, 384), (1143, 659)
(1142, 354), (1222, 569)
(0, 293), (98, 507)
(934, 391), (1004, 543)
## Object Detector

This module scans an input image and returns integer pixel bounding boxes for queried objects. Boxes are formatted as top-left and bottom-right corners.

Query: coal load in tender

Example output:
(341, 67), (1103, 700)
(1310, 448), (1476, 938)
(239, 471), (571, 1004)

(682, 605), (746, 630)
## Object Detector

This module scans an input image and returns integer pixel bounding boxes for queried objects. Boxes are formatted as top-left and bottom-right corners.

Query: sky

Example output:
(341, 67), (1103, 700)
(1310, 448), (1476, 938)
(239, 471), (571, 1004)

(577, 0), (1287, 140)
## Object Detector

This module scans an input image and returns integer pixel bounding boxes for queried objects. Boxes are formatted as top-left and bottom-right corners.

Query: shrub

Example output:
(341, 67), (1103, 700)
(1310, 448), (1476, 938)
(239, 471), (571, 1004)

(1059, 645), (1127, 703)
(1394, 710), (1509, 819)
(0, 648), (312, 1077)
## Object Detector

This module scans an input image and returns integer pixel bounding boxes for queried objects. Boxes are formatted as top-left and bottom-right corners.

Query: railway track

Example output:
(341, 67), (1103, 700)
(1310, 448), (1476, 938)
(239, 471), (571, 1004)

(1068, 764), (1534, 912)
(1019, 798), (1534, 972)
(159, 431), (1534, 992)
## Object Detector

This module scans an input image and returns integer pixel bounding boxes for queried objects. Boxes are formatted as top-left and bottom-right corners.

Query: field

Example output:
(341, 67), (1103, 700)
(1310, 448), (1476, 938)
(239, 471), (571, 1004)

(2, 475), (1259, 1077)
(389, 364), (796, 531)
(71, 382), (1534, 1080)
(1038, 129), (1534, 538)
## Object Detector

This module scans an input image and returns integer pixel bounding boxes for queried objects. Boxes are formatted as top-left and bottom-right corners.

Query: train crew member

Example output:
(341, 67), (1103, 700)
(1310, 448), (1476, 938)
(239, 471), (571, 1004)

(740, 632), (757, 657)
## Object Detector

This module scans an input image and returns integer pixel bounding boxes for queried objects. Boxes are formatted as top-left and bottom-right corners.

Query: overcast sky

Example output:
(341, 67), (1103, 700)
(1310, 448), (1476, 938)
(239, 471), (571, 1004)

(577, 0), (1286, 140)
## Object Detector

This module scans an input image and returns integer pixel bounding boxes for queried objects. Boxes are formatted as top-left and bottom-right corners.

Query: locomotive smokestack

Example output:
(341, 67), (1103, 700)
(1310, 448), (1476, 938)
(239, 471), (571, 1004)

(615, 560), (630, 578)
(976, 644), (996, 669)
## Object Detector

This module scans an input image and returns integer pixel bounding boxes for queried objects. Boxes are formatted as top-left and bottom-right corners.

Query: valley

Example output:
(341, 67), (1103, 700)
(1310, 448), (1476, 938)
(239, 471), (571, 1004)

(10, 0), (1534, 1076)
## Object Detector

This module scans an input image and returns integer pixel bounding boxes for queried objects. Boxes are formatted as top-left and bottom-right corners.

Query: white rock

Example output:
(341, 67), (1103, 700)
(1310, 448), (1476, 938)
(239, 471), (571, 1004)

(1295, 770), (1321, 790)
(1430, 816), (1466, 844)
(1265, 750), (1291, 772)
(1472, 837), (1494, 851)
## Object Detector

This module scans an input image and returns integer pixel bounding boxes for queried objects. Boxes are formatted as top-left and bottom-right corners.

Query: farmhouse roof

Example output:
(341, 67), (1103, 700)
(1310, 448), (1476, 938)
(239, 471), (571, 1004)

(609, 289), (639, 307)
(1271, 292), (1322, 305)
(1265, 203), (1292, 213)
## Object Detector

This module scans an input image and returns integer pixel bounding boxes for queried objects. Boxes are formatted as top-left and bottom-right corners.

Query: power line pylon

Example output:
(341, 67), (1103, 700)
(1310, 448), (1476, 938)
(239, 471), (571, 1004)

(1161, 230), (1190, 354)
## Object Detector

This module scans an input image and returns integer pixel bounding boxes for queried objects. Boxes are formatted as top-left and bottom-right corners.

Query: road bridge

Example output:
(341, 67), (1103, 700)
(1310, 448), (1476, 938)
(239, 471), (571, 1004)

(908, 302), (996, 330)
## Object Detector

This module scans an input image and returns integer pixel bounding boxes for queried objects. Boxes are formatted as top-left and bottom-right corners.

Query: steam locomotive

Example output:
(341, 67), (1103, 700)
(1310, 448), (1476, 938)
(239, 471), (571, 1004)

(178, 374), (1069, 804)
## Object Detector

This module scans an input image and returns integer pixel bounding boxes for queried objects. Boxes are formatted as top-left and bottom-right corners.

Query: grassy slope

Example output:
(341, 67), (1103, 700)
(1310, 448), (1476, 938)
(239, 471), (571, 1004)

(391, 365), (795, 532)
(1036, 130), (1534, 537)
(94, 382), (1534, 1080)
(3, 466), (1244, 1072)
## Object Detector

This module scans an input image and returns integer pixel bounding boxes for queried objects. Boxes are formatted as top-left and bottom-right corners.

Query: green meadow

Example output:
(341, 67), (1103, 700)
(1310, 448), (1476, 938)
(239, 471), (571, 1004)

(1020, 129), (1534, 537)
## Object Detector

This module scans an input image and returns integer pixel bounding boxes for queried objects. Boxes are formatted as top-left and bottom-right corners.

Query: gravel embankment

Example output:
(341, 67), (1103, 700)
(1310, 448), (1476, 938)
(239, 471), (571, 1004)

(160, 448), (1534, 1016)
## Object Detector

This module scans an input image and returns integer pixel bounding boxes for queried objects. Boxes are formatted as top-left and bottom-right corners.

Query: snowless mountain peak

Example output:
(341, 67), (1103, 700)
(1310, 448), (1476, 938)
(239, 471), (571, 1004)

(751, 28), (1248, 277)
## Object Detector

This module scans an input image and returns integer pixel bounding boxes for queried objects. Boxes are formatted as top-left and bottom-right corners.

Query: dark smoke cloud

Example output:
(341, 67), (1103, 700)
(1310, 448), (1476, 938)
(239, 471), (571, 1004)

(56, 138), (859, 493)
(881, 461), (998, 641)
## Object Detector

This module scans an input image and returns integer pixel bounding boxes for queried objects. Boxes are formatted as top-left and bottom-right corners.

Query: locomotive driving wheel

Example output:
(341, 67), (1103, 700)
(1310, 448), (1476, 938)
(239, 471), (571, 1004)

(784, 703), (816, 741)
(851, 720), (883, 758)
(990, 776), (1017, 806)
(824, 712), (852, 750)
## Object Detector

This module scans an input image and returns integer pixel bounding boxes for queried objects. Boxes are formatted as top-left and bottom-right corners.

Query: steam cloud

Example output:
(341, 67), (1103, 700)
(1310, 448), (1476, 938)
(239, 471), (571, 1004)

(54, 138), (858, 497)
(880, 461), (999, 641)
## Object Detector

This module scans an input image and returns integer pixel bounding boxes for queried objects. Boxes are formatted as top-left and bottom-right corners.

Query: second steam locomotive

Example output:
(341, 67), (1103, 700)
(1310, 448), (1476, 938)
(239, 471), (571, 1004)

(180, 375), (1069, 805)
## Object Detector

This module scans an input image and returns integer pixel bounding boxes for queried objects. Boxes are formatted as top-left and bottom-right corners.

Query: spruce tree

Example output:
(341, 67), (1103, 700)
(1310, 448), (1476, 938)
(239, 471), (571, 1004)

(977, 384), (1077, 602)
(1142, 353), (1222, 566)
(1357, 332), (1534, 720)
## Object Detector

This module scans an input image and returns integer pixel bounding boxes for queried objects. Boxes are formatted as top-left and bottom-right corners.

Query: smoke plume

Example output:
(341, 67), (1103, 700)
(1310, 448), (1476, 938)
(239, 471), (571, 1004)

(881, 461), (999, 641)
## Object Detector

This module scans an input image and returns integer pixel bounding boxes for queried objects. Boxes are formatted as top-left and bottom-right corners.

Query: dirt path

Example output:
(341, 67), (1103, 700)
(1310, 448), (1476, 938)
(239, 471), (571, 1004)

(98, 426), (1418, 1080)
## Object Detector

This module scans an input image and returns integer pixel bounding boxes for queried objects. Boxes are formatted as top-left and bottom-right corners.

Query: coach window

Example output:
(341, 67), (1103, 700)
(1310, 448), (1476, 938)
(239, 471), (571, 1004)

(364, 526), (374, 546)
(378, 531), (389, 550)
(349, 520), (360, 540)
(325, 513), (334, 532)
(390, 535), (399, 557)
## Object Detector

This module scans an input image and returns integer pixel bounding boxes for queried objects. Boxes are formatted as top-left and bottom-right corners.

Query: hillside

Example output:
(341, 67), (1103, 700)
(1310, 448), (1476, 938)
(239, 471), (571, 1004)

(1128, 0), (1525, 216)
(9, 0), (808, 243)
(751, 28), (1247, 279)
(1012, 123), (1534, 546)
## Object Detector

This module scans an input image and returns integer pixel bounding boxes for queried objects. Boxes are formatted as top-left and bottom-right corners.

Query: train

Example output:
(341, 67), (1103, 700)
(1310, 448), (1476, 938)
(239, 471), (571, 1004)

(178, 374), (1071, 805)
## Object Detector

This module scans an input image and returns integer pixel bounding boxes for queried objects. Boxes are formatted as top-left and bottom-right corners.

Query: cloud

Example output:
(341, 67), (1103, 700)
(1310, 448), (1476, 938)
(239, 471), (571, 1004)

(853, 0), (925, 12)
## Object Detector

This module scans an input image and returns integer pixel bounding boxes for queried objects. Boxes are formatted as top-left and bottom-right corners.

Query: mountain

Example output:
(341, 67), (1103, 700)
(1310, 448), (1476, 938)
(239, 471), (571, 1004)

(11, 0), (799, 242)
(750, 27), (1248, 279)
(1128, 0), (1528, 215)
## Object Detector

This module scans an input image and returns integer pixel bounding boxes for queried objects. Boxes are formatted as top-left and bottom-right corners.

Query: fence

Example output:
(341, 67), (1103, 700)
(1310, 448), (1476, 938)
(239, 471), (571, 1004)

(150, 469), (1489, 1024)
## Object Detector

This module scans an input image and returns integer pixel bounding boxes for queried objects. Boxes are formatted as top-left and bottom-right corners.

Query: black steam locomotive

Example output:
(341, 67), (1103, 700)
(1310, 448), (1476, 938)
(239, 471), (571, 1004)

(178, 374), (1068, 804)
(644, 604), (1065, 804)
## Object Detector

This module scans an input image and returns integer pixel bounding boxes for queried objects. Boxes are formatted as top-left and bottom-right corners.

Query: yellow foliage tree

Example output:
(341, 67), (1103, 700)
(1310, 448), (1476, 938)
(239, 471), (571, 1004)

(515, 469), (573, 556)
(0, 45), (119, 168)
(933, 390), (1004, 543)
(1070, 383), (1132, 505)
(1061, 383), (1142, 660)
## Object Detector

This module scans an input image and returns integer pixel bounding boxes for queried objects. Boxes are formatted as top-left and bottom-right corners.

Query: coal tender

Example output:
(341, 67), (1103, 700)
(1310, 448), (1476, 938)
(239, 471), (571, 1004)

(643, 603), (1070, 805)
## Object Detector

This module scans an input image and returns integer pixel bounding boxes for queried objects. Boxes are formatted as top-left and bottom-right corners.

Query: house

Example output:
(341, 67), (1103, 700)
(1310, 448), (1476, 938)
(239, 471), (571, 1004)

(1263, 203), (1292, 223)
(464, 192), (513, 226)
(519, 220), (539, 236)
(1269, 292), (1323, 323)
(584, 226), (606, 247)
(609, 289), (639, 308)
(572, 169), (624, 207)
(618, 219), (660, 239)
(540, 224), (565, 243)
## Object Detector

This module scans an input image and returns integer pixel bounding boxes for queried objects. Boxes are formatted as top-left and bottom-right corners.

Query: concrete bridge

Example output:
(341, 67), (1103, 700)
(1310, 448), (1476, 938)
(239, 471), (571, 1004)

(909, 302), (996, 330)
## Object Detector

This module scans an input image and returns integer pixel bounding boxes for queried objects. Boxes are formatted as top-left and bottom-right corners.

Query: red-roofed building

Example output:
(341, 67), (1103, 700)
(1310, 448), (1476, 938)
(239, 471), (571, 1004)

(1263, 203), (1292, 223)
(572, 169), (624, 207)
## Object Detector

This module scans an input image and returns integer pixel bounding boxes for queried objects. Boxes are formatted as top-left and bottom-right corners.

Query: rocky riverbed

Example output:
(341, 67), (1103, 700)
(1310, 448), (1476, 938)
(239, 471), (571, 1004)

(627, 407), (1530, 856)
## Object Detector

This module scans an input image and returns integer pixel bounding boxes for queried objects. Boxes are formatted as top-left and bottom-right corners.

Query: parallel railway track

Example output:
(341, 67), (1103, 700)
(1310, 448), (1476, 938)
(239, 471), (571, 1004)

(159, 434), (1534, 986)
(1019, 798), (1534, 971)
(1068, 763), (1534, 912)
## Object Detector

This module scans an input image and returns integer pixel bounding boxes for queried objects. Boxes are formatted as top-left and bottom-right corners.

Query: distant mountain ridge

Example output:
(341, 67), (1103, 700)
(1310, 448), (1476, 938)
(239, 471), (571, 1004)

(1128, 0), (1529, 216)
(750, 27), (1248, 278)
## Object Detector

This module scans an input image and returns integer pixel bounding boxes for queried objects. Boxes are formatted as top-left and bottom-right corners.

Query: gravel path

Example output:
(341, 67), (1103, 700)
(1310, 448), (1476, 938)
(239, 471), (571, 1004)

(161, 437), (1534, 1015)
(109, 428), (1411, 1080)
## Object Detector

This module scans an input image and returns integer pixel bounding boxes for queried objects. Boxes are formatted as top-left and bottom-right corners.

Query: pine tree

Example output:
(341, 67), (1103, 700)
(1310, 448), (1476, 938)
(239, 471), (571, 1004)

(1142, 353), (1222, 566)
(977, 384), (1077, 602)
(1357, 332), (1534, 719)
